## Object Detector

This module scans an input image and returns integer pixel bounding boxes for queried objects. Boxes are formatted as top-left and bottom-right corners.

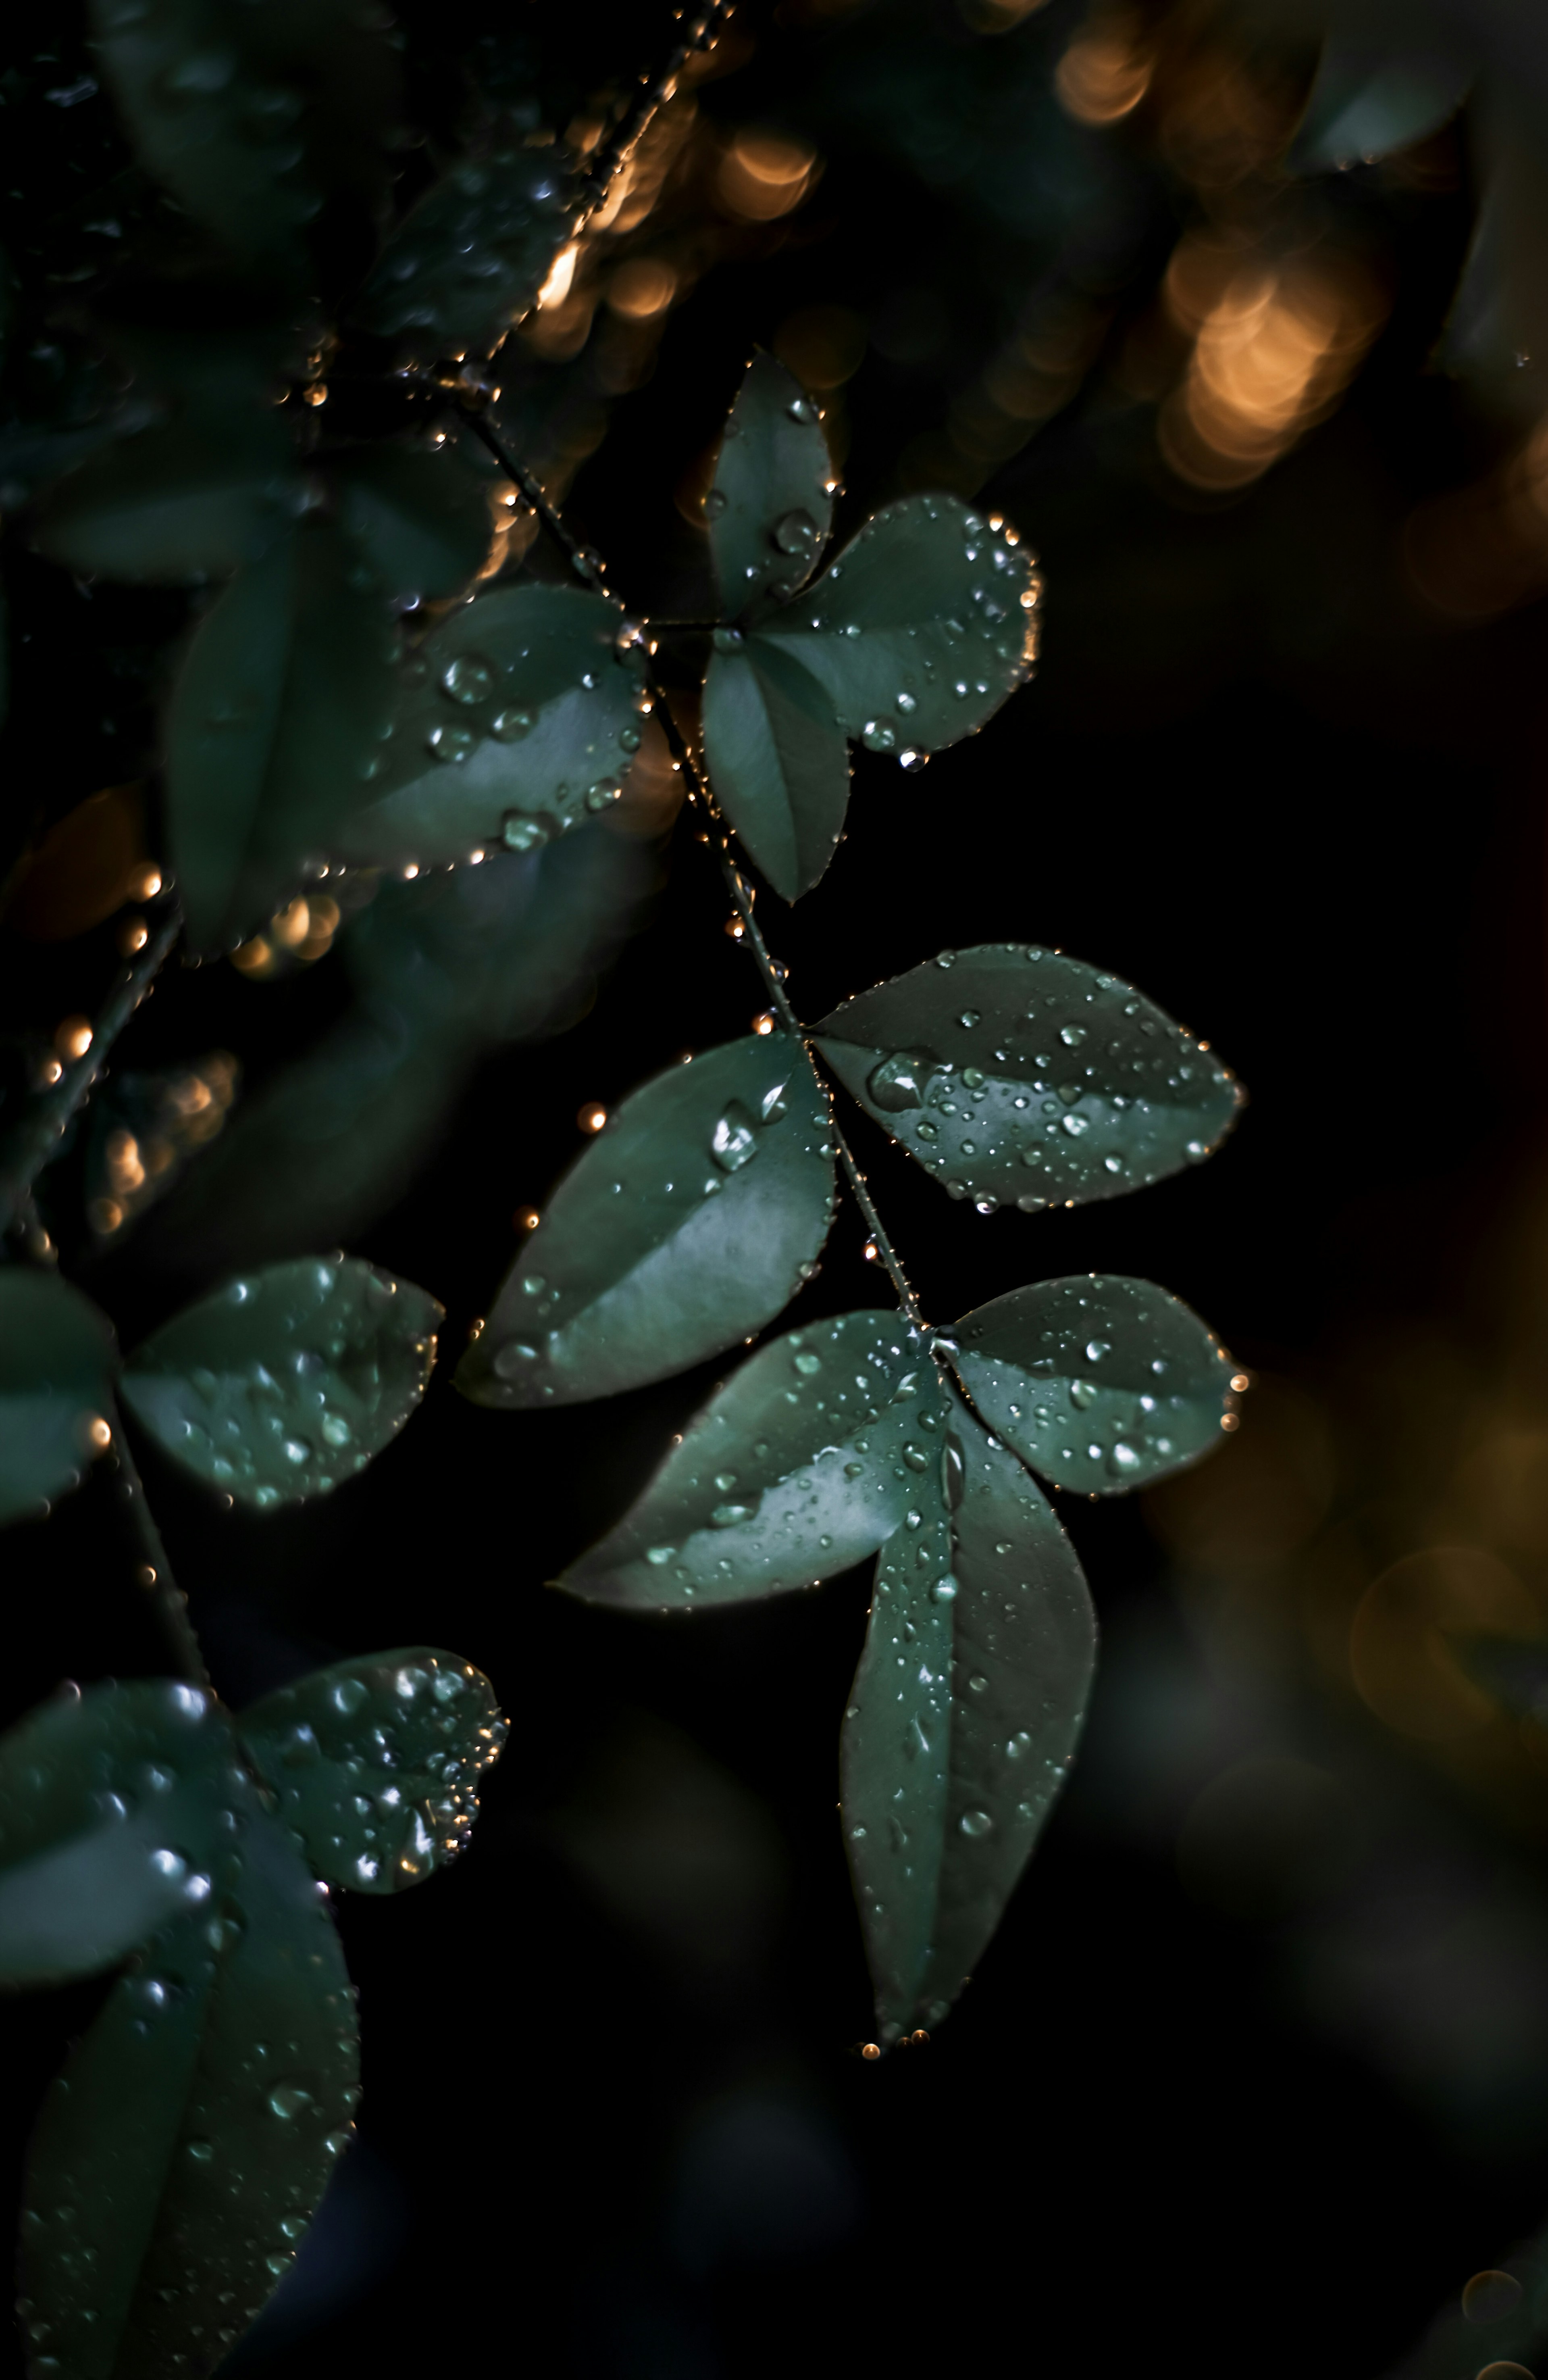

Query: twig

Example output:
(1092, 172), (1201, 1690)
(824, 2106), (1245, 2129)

(579, 2), (739, 218)
(108, 1401), (214, 1692)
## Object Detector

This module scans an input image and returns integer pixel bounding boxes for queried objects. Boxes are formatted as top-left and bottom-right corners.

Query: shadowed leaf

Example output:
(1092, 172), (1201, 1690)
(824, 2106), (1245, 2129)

(701, 640), (851, 900)
(708, 351), (834, 618)
(0, 1272), (116, 1527)
(351, 148), (582, 358)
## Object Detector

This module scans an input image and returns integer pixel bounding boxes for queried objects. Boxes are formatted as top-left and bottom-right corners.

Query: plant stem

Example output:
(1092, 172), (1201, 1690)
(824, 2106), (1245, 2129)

(108, 1401), (214, 1692)
(0, 900), (181, 1239)
(580, 2), (739, 215)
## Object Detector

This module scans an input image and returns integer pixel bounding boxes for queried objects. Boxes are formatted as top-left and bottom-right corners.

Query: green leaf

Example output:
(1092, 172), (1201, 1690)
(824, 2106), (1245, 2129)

(708, 351), (834, 619)
(164, 520), (397, 952)
(557, 1311), (931, 1609)
(21, 1799), (359, 2379)
(755, 496), (1036, 755)
(458, 1035), (837, 1408)
(239, 1647), (506, 1894)
(351, 150), (583, 358)
(814, 944), (1242, 1211)
(332, 584), (646, 870)
(700, 640), (851, 901)
(32, 412), (298, 583)
(842, 1394), (1095, 2042)
(89, 0), (399, 268)
(121, 1255), (441, 1509)
(1291, 31), (1473, 171)
(948, 1274), (1237, 1495)
(0, 1679), (239, 1984)
(0, 1272), (117, 1526)
(331, 441), (495, 603)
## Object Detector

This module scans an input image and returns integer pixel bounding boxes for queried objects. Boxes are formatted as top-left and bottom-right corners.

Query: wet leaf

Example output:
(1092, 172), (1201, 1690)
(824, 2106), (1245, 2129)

(32, 413), (298, 583)
(120, 1256), (441, 1509)
(165, 520), (397, 952)
(0, 1679), (237, 1985)
(949, 1274), (1237, 1495)
(351, 148), (582, 358)
(21, 1798), (359, 2379)
(708, 351), (835, 619)
(331, 441), (494, 602)
(1291, 27), (1473, 171)
(459, 1035), (836, 1408)
(557, 1311), (930, 1609)
(0, 1271), (116, 1527)
(333, 584), (644, 869)
(814, 944), (1242, 1211)
(239, 1647), (506, 1895)
(700, 640), (851, 901)
(755, 496), (1036, 756)
(842, 1394), (1095, 2042)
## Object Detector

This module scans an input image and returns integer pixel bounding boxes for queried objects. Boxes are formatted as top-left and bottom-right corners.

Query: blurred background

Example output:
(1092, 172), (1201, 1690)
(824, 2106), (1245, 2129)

(6, 0), (1548, 2372)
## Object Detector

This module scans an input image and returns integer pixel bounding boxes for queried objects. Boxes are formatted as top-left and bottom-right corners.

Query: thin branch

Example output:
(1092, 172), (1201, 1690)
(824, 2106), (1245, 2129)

(580, 2), (739, 217)
(108, 1401), (214, 1692)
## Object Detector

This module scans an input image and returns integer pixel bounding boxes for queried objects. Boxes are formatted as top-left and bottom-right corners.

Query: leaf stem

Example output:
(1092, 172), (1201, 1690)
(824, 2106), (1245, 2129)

(108, 1400), (214, 1692)
(580, 2), (739, 216)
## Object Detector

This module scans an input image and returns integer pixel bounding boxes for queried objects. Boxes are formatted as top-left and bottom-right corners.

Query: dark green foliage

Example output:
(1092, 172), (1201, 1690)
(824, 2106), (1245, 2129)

(707, 352), (834, 619)
(350, 148), (583, 357)
(120, 1256), (441, 1507)
(32, 411), (298, 583)
(699, 640), (851, 901)
(0, 1273), (116, 1525)
(1291, 29), (1473, 170)
(331, 442), (496, 603)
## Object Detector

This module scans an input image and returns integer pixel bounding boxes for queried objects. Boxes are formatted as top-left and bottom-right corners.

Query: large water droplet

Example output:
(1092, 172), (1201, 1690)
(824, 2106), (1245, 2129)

(427, 724), (473, 764)
(862, 717), (897, 753)
(959, 1809), (994, 1839)
(441, 654), (493, 706)
(266, 2082), (314, 2120)
(867, 1051), (930, 1112)
(501, 813), (549, 853)
(711, 1098), (758, 1172)
(773, 507), (819, 556)
(491, 707), (534, 742)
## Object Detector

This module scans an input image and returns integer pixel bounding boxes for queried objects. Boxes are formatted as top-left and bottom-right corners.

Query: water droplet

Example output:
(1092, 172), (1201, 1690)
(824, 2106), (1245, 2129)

(866, 1051), (930, 1112)
(645, 1546), (675, 1566)
(266, 2082), (313, 2119)
(1108, 1442), (1140, 1476)
(711, 1099), (758, 1172)
(1060, 1025), (1086, 1047)
(1005, 1732), (1032, 1760)
(861, 717), (897, 753)
(281, 1438), (310, 1465)
(793, 1351), (822, 1376)
(441, 653), (493, 706)
(957, 1010), (981, 1029)
(491, 707), (534, 742)
(704, 488), (727, 518)
(1060, 1112), (1089, 1137)
(427, 723), (473, 764)
(931, 1575), (958, 1603)
(1085, 1340), (1110, 1362)
(710, 1501), (757, 1528)
(959, 1809), (994, 1838)
(186, 2139), (214, 2162)
(786, 396), (818, 425)
(149, 1850), (186, 1883)
(1069, 1380), (1098, 1410)
(330, 1676), (368, 1717)
(898, 747), (927, 772)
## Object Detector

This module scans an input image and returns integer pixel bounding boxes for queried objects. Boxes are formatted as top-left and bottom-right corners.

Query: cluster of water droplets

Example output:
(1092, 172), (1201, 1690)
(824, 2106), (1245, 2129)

(353, 148), (582, 349)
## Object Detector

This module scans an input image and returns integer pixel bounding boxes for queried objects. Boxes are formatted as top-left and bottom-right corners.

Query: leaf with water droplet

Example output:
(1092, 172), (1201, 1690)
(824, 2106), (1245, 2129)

(842, 1391), (1095, 2041)
(0, 1679), (236, 1984)
(166, 519), (397, 952)
(121, 1256), (441, 1507)
(949, 1274), (1237, 1495)
(1290, 31), (1473, 173)
(708, 351), (834, 619)
(701, 639), (851, 900)
(459, 1036), (836, 1409)
(331, 439), (495, 602)
(558, 1312), (929, 1608)
(33, 408), (299, 583)
(333, 585), (643, 869)
(239, 1648), (505, 1893)
(815, 945), (1242, 1209)
(0, 1271), (117, 1528)
(22, 1791), (359, 2379)
(351, 148), (583, 358)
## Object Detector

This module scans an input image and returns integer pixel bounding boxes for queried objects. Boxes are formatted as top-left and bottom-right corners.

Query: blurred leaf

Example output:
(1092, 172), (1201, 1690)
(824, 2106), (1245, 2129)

(0, 1679), (236, 1984)
(333, 584), (644, 869)
(32, 413), (298, 583)
(165, 521), (396, 952)
(842, 1394), (1095, 2042)
(1290, 29), (1473, 170)
(1443, 124), (1548, 416)
(0, 1271), (116, 1526)
(709, 351), (834, 619)
(557, 1311), (930, 1610)
(460, 1035), (836, 1408)
(331, 441), (494, 603)
(21, 1799), (358, 2378)
(120, 1255), (441, 1509)
(700, 640), (851, 901)
(350, 148), (582, 358)
(239, 1647), (506, 1894)
(814, 945), (1241, 1211)
(949, 1274), (1236, 1495)
(83, 1050), (240, 1248)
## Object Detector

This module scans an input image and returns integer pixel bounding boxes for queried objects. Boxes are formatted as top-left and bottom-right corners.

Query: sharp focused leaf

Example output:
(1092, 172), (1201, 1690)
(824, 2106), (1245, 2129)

(331, 442), (495, 602)
(949, 1274), (1237, 1496)
(32, 413), (298, 583)
(557, 1311), (932, 1609)
(458, 1035), (836, 1407)
(708, 351), (835, 618)
(239, 1647), (507, 1894)
(756, 497), (1036, 755)
(815, 944), (1242, 1210)
(842, 1396), (1095, 2042)
(333, 584), (646, 869)
(1291, 33), (1473, 171)
(121, 1255), (441, 1509)
(165, 521), (397, 952)
(0, 1679), (237, 1984)
(0, 1272), (117, 1526)
(21, 1799), (360, 2380)
(350, 149), (582, 357)
(701, 640), (851, 900)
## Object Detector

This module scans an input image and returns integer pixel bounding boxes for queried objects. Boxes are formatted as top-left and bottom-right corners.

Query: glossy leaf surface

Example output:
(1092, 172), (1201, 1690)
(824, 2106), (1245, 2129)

(0, 1680), (236, 1985)
(351, 150), (581, 356)
(240, 1648), (506, 1893)
(334, 585), (644, 869)
(32, 414), (298, 583)
(843, 1396), (1095, 2041)
(708, 352), (834, 618)
(1292, 30), (1473, 170)
(815, 945), (1241, 1210)
(165, 522), (397, 952)
(332, 442), (494, 602)
(459, 1036), (836, 1407)
(558, 1312), (930, 1609)
(0, 1272), (116, 1526)
(22, 1800), (359, 2380)
(757, 497), (1036, 754)
(701, 641), (851, 900)
(950, 1274), (1237, 1495)
(121, 1256), (440, 1508)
